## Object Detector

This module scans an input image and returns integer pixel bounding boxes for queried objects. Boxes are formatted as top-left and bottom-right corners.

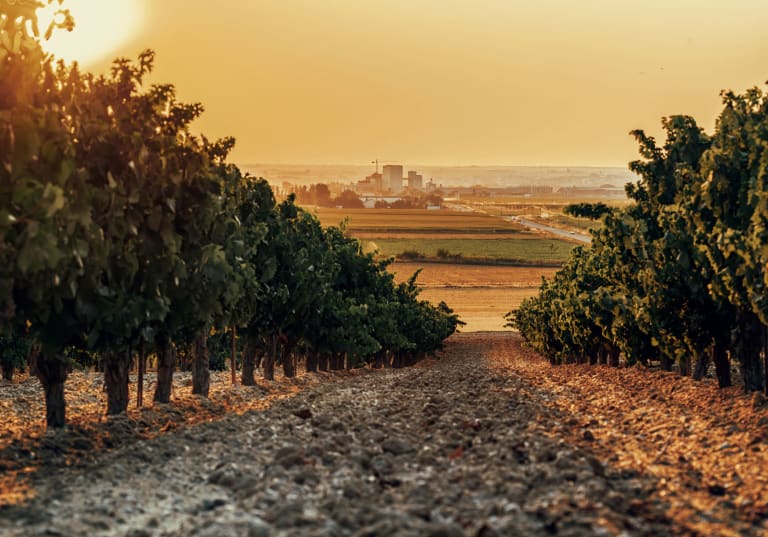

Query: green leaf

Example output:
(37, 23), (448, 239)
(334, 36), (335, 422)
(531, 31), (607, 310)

(43, 184), (66, 217)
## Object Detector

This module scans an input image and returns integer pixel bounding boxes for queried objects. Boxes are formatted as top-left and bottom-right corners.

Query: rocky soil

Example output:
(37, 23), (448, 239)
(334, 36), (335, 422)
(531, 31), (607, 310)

(0, 333), (678, 537)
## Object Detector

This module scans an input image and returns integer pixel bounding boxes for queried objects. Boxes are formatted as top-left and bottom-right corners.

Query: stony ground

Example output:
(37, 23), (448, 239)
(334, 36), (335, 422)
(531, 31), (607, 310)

(1, 333), (767, 536)
(0, 334), (666, 537)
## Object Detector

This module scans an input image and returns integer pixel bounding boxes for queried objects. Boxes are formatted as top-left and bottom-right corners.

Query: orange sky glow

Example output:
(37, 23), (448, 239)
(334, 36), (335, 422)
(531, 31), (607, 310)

(44, 0), (768, 168)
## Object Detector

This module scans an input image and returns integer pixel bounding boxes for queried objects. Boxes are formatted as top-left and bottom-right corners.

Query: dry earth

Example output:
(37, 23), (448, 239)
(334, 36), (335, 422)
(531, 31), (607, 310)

(2, 333), (768, 536)
(493, 338), (768, 537)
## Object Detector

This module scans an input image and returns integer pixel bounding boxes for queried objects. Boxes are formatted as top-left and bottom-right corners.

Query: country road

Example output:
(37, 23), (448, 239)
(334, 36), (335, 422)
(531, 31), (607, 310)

(505, 216), (591, 243)
(444, 202), (591, 243)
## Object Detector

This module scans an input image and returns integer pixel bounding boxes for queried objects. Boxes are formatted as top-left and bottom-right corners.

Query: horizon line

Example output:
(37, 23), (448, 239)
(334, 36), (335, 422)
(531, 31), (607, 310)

(237, 162), (634, 170)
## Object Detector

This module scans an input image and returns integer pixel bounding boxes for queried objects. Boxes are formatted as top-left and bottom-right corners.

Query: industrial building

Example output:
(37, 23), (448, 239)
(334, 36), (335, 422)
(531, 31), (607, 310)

(382, 164), (404, 193)
(407, 170), (423, 190)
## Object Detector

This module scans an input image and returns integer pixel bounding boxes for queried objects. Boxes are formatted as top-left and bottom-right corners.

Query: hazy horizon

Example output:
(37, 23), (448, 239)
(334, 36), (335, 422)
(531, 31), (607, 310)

(41, 1), (768, 170)
(239, 163), (637, 189)
(238, 162), (633, 169)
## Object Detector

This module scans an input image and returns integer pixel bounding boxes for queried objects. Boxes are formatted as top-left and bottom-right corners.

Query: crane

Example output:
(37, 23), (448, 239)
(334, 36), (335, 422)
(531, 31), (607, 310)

(371, 159), (396, 174)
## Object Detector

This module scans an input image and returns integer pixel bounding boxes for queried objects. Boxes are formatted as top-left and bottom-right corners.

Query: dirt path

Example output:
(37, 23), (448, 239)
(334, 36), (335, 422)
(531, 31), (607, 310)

(1, 333), (766, 536)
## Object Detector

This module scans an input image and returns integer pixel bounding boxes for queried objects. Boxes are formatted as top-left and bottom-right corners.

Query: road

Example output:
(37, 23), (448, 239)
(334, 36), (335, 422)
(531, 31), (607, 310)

(445, 202), (591, 243)
(505, 216), (591, 243)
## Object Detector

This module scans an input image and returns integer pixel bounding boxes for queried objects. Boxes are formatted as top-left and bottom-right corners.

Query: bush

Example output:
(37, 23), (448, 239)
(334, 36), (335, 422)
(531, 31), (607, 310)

(398, 250), (423, 260)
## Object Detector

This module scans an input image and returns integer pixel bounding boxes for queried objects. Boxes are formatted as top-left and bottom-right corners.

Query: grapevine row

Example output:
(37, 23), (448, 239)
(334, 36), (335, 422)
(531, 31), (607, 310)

(510, 88), (768, 394)
(0, 6), (462, 428)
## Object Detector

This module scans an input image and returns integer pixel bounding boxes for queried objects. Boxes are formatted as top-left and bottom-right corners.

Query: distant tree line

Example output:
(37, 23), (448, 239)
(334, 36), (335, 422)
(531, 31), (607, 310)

(293, 184), (364, 208)
(374, 193), (443, 209)
(292, 183), (443, 210)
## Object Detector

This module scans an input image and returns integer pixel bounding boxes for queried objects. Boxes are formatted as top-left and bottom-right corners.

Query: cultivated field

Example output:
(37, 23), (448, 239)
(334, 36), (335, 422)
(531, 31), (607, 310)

(313, 207), (580, 328)
(313, 207), (527, 233)
(312, 207), (576, 264)
(391, 262), (557, 331)
(372, 237), (574, 264)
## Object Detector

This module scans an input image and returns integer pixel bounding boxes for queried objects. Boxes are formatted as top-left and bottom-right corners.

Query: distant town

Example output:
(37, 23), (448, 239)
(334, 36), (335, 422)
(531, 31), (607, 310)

(240, 163), (632, 209)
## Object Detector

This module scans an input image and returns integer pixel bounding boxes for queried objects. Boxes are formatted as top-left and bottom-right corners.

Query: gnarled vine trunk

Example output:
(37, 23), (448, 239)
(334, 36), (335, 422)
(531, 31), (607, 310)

(191, 334), (210, 397)
(154, 336), (175, 403)
(178, 345), (192, 372)
(282, 345), (296, 378)
(104, 350), (131, 415)
(241, 333), (258, 386)
(306, 350), (318, 373)
(692, 350), (710, 381)
(27, 344), (39, 378)
(713, 340), (731, 388)
(609, 345), (620, 367)
(35, 348), (68, 428)
(734, 312), (763, 393)
(230, 325), (237, 386)
(137, 340), (146, 408)
(263, 336), (276, 381)
(1, 363), (13, 381)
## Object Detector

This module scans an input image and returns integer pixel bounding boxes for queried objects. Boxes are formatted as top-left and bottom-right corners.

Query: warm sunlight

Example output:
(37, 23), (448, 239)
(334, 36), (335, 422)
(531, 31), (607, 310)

(38, 0), (143, 67)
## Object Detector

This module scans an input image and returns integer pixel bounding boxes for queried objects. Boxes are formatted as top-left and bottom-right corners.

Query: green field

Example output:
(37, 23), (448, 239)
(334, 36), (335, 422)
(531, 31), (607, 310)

(310, 207), (578, 264)
(362, 237), (575, 265)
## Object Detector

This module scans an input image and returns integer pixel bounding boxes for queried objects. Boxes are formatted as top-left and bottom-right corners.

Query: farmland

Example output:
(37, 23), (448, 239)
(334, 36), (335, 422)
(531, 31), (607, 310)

(370, 237), (574, 264)
(391, 263), (558, 331)
(312, 207), (577, 265)
(311, 207), (578, 330)
(313, 207), (528, 233)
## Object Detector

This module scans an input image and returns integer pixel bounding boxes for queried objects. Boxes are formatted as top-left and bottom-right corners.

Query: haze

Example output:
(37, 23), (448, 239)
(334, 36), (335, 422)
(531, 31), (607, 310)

(80, 0), (768, 168)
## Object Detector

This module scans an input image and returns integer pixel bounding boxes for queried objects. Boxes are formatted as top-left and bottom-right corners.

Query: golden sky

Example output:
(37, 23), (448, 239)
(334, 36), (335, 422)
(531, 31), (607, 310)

(49, 0), (768, 167)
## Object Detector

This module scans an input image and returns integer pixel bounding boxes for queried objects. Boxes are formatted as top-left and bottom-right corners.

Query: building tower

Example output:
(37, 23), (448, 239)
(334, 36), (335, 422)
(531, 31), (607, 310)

(407, 170), (423, 190)
(382, 164), (404, 193)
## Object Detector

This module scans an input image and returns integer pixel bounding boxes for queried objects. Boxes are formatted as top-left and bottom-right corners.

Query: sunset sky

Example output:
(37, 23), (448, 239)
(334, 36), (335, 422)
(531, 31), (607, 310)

(44, 0), (768, 167)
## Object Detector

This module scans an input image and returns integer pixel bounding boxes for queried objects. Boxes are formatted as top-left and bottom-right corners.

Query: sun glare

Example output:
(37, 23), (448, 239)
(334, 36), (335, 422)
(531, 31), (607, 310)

(38, 0), (144, 67)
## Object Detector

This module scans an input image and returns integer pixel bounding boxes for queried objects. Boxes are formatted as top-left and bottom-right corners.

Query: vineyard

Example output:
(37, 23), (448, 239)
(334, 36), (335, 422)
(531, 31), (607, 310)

(0, 4), (461, 430)
(510, 90), (768, 395)
(6, 2), (768, 536)
(5, 334), (768, 536)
